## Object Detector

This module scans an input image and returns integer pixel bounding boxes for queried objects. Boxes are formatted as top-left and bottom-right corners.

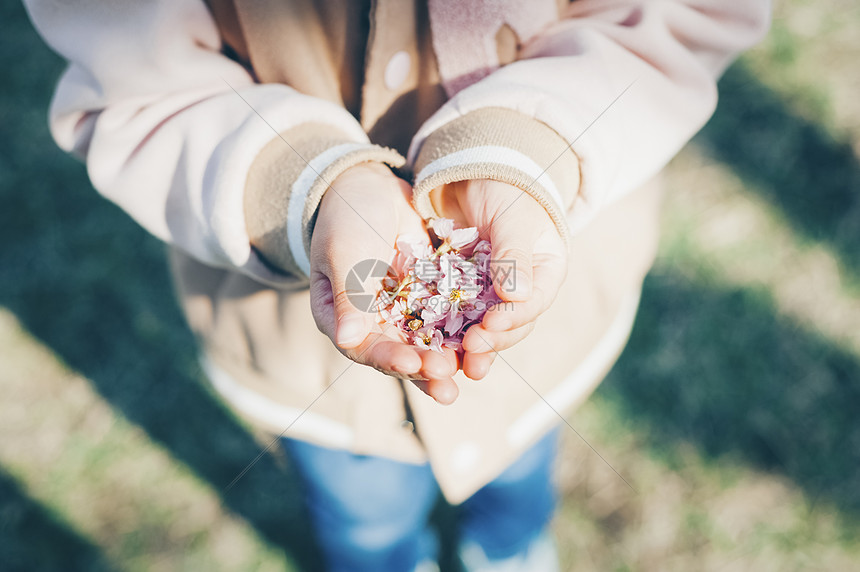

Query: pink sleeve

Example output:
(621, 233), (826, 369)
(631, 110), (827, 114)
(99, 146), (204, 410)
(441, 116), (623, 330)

(24, 0), (372, 287)
(410, 0), (771, 233)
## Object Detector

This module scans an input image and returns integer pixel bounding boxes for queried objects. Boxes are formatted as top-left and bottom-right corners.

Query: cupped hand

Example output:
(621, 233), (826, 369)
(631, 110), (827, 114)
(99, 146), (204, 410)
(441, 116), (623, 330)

(429, 179), (568, 380)
(309, 162), (459, 404)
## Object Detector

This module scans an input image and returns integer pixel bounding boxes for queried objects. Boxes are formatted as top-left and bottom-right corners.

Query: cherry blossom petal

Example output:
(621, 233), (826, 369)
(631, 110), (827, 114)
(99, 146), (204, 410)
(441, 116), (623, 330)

(376, 218), (501, 355)
(448, 227), (479, 250)
(429, 217), (454, 239)
(444, 311), (464, 335)
(429, 330), (445, 354)
(396, 235), (432, 259)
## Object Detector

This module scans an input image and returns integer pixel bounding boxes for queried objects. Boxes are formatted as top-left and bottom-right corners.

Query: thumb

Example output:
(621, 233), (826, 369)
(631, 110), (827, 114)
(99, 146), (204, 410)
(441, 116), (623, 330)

(488, 218), (536, 302)
(323, 252), (392, 350)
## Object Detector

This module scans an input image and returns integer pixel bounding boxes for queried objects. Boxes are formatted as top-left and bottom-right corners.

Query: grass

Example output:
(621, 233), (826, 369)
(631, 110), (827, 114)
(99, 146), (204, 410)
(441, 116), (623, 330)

(1, 0), (859, 570)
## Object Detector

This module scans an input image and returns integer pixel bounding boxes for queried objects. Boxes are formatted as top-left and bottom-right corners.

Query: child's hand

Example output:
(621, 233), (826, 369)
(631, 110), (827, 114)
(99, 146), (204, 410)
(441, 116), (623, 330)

(429, 179), (568, 380)
(309, 163), (460, 404)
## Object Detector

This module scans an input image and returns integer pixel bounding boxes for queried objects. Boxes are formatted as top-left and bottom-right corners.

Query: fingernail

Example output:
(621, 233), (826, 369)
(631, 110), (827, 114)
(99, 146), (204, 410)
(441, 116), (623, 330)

(336, 314), (365, 346)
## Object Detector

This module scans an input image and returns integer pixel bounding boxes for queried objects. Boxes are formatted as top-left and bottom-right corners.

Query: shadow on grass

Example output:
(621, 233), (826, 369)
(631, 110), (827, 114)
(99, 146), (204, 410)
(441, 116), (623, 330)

(0, 468), (115, 572)
(602, 268), (860, 529)
(0, 4), (322, 570)
(0, 148), (325, 570)
(0, 144), (325, 570)
(698, 63), (860, 288)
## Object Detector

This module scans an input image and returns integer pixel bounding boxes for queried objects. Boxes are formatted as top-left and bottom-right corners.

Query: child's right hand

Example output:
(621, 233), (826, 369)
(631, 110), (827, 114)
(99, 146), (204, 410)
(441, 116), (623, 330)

(308, 162), (460, 405)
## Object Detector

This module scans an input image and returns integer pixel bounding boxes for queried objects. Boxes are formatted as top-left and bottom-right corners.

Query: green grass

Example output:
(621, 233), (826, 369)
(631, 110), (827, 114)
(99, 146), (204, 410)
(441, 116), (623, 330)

(2, 0), (859, 570)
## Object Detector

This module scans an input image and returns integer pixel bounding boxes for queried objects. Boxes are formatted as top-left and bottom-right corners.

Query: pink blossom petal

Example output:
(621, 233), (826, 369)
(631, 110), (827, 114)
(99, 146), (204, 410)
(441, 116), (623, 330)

(436, 276), (454, 297)
(396, 235), (432, 259)
(444, 311), (464, 334)
(413, 259), (441, 282)
(429, 330), (445, 354)
(390, 251), (413, 276)
(474, 240), (492, 254)
(378, 218), (502, 357)
(406, 282), (432, 308)
(448, 227), (479, 250)
(421, 305), (445, 326)
(426, 294), (449, 316)
(463, 304), (483, 320)
(429, 218), (454, 239)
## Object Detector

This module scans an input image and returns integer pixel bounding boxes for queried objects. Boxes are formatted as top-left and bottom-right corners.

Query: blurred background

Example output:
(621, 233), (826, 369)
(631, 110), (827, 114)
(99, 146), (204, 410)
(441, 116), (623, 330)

(2, 1), (859, 570)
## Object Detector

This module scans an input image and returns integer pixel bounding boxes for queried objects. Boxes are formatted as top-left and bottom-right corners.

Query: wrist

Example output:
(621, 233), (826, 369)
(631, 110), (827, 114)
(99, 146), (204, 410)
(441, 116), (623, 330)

(244, 126), (405, 278)
(411, 108), (580, 245)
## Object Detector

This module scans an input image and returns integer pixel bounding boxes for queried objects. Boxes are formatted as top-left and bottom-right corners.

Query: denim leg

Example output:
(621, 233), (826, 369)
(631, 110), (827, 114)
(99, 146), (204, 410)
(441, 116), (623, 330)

(282, 438), (440, 572)
(459, 428), (560, 561)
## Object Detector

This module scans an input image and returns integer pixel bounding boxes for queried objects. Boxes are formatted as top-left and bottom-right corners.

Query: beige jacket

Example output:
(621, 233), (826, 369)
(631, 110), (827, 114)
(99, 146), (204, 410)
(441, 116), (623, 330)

(26, 0), (770, 503)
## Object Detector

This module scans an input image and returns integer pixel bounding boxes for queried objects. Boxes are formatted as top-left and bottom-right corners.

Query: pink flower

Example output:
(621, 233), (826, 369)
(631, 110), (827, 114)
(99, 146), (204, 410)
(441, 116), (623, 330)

(444, 311), (464, 335)
(375, 218), (502, 355)
(396, 235), (432, 260)
(421, 297), (447, 327)
(428, 217), (453, 239)
(430, 218), (479, 251)
(473, 239), (492, 255)
(414, 327), (445, 353)
(405, 281), (432, 310)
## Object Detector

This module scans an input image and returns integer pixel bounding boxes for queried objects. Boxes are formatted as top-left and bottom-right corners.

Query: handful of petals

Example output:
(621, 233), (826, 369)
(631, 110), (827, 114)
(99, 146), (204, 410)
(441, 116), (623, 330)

(377, 218), (502, 353)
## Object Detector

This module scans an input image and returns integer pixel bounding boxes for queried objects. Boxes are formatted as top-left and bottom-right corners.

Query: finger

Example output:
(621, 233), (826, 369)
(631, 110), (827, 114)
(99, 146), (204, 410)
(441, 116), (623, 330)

(441, 346), (460, 377)
(419, 346), (456, 380)
(411, 377), (459, 405)
(334, 295), (374, 349)
(414, 346), (459, 404)
(462, 322), (535, 354)
(328, 321), (419, 375)
(323, 253), (391, 350)
(488, 220), (537, 303)
(359, 336), (423, 377)
(309, 271), (338, 340)
(311, 269), (429, 376)
(352, 327), (457, 380)
(431, 181), (468, 226)
(309, 264), (375, 351)
(462, 351), (496, 381)
(481, 257), (566, 331)
(480, 295), (543, 333)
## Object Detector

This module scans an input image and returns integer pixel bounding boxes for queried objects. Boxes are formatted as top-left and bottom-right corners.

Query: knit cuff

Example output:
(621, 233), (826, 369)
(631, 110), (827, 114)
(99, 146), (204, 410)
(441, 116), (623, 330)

(411, 107), (580, 244)
(244, 122), (406, 278)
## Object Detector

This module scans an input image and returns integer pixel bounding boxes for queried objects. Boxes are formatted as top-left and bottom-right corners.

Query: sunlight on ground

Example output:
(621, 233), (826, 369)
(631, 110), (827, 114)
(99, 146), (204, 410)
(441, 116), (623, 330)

(546, 1), (860, 566)
(662, 146), (860, 354)
(0, 309), (284, 571)
(746, 0), (860, 141)
(550, 142), (860, 569)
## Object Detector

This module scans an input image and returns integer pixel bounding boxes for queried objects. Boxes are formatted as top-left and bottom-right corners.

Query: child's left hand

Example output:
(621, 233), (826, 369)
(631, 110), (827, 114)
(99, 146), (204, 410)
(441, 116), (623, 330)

(427, 179), (568, 380)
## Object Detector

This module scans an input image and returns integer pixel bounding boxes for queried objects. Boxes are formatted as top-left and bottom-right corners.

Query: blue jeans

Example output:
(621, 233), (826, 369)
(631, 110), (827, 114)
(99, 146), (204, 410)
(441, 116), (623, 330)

(282, 429), (559, 572)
